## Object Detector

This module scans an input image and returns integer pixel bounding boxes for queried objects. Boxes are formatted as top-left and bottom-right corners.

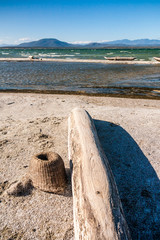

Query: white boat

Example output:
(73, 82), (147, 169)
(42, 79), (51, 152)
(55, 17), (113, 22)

(104, 56), (136, 61)
(154, 57), (160, 62)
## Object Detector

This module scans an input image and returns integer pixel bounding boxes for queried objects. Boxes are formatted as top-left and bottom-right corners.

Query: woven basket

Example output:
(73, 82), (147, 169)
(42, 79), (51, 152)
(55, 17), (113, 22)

(29, 152), (66, 193)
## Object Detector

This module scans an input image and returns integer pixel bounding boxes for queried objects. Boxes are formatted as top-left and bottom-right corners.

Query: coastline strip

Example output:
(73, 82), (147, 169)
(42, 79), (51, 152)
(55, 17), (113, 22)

(0, 88), (160, 100)
(0, 57), (160, 65)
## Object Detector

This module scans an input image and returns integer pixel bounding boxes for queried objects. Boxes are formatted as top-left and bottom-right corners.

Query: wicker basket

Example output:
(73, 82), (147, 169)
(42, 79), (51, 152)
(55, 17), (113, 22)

(29, 152), (67, 193)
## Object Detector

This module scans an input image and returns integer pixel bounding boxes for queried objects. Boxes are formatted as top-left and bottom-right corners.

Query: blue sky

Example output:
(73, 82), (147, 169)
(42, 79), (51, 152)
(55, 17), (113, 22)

(0, 0), (160, 44)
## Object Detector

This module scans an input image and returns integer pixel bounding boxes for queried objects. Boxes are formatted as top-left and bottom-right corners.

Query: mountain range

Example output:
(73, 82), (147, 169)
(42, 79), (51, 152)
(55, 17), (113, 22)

(1, 38), (160, 48)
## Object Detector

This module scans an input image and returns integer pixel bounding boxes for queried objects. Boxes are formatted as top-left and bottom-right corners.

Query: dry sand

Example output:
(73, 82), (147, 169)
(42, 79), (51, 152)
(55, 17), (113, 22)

(0, 93), (160, 239)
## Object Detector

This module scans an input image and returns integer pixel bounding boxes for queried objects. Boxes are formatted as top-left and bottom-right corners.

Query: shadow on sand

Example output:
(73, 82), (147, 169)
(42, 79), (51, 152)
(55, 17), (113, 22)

(94, 119), (160, 240)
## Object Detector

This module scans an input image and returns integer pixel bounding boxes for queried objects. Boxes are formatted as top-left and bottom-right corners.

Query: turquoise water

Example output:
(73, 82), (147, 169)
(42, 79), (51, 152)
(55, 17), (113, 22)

(1, 48), (160, 61)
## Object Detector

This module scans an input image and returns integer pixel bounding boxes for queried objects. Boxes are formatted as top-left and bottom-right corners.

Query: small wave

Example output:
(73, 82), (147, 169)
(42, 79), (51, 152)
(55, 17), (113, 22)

(38, 53), (54, 57)
(63, 54), (75, 57)
(51, 55), (62, 57)
(38, 53), (57, 57)
(20, 53), (30, 57)
(120, 51), (129, 53)
(2, 52), (10, 55)
(75, 53), (80, 55)
(37, 53), (75, 58)
(120, 51), (132, 54)
(143, 78), (160, 83)
(106, 52), (113, 55)
(52, 54), (75, 57)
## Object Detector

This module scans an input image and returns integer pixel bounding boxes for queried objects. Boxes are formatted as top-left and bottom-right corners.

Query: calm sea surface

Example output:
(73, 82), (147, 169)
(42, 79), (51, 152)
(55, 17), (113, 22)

(0, 48), (160, 98)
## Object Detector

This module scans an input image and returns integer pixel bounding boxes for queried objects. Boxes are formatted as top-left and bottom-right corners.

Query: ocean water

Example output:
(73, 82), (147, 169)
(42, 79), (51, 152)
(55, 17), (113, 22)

(1, 48), (160, 61)
(0, 60), (160, 98)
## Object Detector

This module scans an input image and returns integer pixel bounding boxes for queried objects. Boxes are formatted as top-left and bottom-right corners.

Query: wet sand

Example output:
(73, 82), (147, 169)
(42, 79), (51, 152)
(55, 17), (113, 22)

(0, 93), (160, 239)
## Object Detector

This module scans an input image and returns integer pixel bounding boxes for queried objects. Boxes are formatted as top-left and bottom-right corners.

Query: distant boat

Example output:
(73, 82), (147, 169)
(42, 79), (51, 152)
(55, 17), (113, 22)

(153, 57), (160, 62)
(104, 56), (136, 61)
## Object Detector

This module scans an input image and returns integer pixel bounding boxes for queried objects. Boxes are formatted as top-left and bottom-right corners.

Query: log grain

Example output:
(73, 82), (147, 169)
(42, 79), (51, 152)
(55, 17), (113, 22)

(68, 108), (131, 240)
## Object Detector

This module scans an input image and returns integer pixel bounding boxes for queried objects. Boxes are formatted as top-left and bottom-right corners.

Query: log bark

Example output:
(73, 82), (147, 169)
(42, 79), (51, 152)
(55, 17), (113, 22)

(68, 108), (131, 240)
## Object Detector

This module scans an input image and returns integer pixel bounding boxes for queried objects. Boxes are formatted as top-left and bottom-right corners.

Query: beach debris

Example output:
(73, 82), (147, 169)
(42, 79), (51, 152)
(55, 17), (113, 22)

(68, 108), (131, 240)
(7, 102), (15, 105)
(0, 139), (9, 148)
(0, 181), (9, 195)
(28, 55), (34, 60)
(104, 56), (136, 61)
(29, 152), (67, 193)
(152, 89), (160, 93)
(152, 89), (160, 95)
(4, 175), (33, 196)
(153, 57), (160, 62)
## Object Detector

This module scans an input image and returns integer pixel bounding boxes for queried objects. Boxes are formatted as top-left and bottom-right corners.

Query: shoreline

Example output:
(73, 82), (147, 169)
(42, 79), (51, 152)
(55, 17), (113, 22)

(0, 88), (160, 100)
(0, 57), (160, 65)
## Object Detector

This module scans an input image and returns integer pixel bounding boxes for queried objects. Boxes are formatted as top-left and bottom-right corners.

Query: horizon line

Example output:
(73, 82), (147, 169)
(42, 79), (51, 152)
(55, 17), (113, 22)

(1, 37), (160, 46)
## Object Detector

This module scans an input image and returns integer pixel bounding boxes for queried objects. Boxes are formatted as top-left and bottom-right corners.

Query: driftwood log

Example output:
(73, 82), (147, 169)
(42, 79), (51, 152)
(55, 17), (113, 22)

(68, 108), (131, 240)
(104, 56), (136, 61)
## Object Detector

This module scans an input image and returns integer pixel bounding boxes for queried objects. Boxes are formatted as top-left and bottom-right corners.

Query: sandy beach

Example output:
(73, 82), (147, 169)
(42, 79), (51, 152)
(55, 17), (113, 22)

(0, 93), (160, 239)
(0, 57), (160, 65)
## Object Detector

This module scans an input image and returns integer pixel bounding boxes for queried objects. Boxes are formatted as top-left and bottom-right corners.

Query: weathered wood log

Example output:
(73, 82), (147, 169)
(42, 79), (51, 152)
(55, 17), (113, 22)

(68, 108), (131, 240)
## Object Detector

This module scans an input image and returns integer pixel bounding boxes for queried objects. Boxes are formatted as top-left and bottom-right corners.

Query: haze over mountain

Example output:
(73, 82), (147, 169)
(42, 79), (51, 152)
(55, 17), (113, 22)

(84, 39), (160, 48)
(0, 43), (14, 47)
(106, 39), (160, 46)
(2, 38), (160, 48)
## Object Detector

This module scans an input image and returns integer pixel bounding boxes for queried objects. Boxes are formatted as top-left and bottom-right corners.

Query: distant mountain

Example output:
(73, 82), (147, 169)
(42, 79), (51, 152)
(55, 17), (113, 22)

(2, 38), (160, 48)
(106, 39), (160, 46)
(17, 38), (75, 48)
(86, 39), (160, 48)
(84, 42), (105, 48)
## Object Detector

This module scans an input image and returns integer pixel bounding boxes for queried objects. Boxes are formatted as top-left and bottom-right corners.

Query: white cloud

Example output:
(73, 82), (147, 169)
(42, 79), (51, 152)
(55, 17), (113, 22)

(70, 40), (110, 45)
(69, 41), (92, 45)
(19, 38), (31, 42)
(14, 38), (32, 44)
(97, 40), (109, 43)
